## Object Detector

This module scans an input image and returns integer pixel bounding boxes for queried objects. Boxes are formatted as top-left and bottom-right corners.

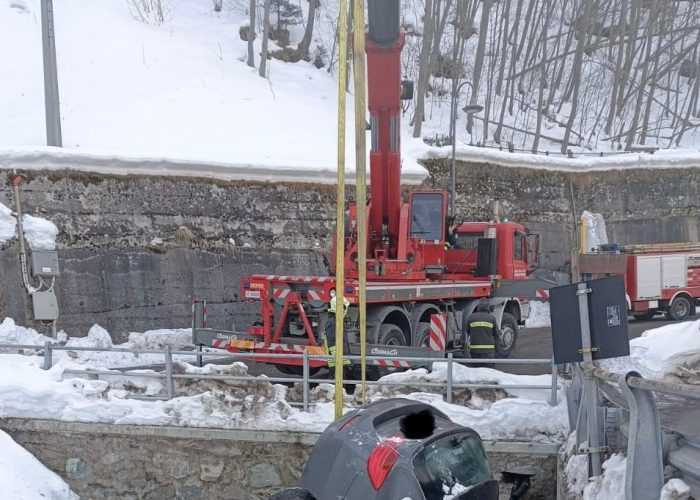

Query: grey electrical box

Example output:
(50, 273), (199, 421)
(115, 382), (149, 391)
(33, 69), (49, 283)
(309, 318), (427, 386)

(31, 250), (60, 277)
(32, 290), (59, 321)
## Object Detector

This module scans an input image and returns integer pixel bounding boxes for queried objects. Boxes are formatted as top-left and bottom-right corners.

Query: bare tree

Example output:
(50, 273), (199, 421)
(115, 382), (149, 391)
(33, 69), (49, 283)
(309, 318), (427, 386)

(298, 0), (320, 58)
(412, 0), (435, 137)
(247, 0), (257, 68)
(259, 0), (272, 78)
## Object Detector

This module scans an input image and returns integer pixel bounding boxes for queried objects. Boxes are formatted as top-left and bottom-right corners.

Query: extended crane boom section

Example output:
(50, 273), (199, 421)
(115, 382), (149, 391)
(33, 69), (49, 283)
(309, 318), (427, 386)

(192, 0), (556, 371)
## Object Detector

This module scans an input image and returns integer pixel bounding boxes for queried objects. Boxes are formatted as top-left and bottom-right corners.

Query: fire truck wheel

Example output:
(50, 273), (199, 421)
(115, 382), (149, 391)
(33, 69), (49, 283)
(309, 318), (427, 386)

(414, 322), (431, 347)
(378, 323), (408, 346)
(495, 313), (518, 358)
(668, 296), (691, 321)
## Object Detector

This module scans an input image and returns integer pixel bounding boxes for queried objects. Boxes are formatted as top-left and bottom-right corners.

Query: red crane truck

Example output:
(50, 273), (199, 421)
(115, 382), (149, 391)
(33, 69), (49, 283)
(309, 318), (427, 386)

(193, 0), (551, 374)
(580, 242), (700, 321)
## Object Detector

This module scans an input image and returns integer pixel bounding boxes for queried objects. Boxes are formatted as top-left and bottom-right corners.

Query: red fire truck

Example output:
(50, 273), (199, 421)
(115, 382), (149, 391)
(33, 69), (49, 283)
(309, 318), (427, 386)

(580, 243), (700, 321)
(193, 0), (552, 374)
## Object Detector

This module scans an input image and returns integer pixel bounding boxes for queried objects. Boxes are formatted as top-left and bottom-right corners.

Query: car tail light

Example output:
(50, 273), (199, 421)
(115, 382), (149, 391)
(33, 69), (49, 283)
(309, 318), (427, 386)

(367, 442), (399, 490)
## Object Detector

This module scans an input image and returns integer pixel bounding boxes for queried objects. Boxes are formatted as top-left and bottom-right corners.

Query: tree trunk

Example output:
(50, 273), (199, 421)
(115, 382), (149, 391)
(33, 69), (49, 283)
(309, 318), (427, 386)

(298, 0), (319, 58)
(412, 0), (434, 137)
(247, 0), (257, 68)
(467, 0), (492, 133)
(561, 0), (594, 154)
(259, 0), (271, 78)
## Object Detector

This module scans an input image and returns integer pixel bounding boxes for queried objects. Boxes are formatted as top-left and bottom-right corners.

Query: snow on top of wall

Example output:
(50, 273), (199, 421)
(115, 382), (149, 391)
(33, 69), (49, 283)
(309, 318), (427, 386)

(0, 202), (16, 245)
(0, 429), (78, 500)
(0, 318), (567, 442)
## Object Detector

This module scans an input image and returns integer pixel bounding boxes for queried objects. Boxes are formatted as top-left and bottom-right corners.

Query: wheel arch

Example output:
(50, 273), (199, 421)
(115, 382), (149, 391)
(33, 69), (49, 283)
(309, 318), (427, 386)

(367, 305), (412, 344)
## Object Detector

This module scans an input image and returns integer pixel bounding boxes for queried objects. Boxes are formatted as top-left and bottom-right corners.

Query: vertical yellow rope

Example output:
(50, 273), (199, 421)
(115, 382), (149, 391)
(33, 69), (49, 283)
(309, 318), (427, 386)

(334, 0), (349, 420)
(352, 0), (367, 405)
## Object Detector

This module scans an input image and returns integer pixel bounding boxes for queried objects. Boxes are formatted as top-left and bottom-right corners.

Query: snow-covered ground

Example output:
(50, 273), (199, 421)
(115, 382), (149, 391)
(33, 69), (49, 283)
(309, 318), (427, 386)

(0, 317), (568, 442)
(0, 429), (77, 500)
(602, 319), (700, 382)
(3, 0), (700, 185)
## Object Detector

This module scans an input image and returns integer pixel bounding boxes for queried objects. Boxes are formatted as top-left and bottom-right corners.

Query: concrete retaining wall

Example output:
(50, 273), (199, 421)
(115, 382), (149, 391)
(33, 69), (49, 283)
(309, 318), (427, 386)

(0, 418), (559, 500)
(1, 161), (698, 338)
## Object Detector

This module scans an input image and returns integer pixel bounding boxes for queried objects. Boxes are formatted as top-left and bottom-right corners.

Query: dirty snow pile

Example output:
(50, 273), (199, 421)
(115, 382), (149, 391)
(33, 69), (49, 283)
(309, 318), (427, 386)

(0, 317), (193, 367)
(0, 318), (565, 440)
(362, 361), (568, 443)
(0, 429), (77, 500)
(525, 300), (551, 328)
(602, 319), (700, 383)
(561, 432), (692, 500)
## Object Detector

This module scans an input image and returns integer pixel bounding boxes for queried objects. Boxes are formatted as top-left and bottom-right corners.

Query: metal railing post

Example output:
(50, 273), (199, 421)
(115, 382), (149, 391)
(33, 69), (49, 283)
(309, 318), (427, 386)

(446, 353), (454, 404)
(196, 344), (203, 368)
(550, 359), (558, 406)
(164, 346), (174, 399)
(302, 350), (310, 412)
(619, 371), (663, 500)
(43, 341), (53, 370)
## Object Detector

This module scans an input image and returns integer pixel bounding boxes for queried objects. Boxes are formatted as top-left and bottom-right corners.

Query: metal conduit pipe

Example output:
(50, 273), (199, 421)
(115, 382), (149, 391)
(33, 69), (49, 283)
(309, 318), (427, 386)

(11, 173), (36, 294)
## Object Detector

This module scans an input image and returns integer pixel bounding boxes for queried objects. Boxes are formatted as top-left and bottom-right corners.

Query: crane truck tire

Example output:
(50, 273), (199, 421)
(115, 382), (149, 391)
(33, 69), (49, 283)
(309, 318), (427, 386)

(276, 365), (321, 377)
(496, 313), (518, 358)
(668, 296), (692, 321)
(414, 322), (431, 347)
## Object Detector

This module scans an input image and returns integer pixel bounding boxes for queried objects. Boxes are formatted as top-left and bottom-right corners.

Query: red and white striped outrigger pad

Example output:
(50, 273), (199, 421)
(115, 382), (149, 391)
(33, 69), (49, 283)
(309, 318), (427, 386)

(429, 313), (447, 352)
(307, 288), (328, 307)
(536, 289), (550, 299)
(272, 285), (291, 305)
(372, 358), (412, 368)
(254, 274), (335, 283)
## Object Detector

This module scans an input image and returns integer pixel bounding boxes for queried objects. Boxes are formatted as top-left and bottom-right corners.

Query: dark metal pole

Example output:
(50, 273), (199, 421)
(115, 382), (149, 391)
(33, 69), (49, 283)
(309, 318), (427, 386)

(450, 92), (457, 216)
(41, 0), (62, 147)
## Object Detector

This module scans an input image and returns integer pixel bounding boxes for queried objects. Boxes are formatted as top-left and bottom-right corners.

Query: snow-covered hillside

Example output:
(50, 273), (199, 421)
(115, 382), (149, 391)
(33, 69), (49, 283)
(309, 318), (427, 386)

(2, 0), (700, 179)
(0, 0), (429, 175)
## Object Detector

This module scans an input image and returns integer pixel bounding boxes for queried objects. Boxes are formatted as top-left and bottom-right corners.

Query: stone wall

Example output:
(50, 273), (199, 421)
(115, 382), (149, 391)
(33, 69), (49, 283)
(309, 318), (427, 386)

(0, 418), (559, 500)
(1, 162), (698, 338)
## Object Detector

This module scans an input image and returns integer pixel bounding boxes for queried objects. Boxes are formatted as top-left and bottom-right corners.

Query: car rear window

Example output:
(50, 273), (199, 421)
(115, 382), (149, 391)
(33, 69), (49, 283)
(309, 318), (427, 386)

(412, 432), (491, 499)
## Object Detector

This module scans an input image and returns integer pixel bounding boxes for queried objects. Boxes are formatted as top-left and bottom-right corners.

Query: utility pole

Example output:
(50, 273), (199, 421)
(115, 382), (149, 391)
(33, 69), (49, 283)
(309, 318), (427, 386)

(41, 0), (62, 147)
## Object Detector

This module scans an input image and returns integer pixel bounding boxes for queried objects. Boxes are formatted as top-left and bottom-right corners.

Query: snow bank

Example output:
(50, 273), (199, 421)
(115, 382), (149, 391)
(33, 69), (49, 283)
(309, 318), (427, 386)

(602, 319), (700, 382)
(0, 429), (77, 500)
(22, 214), (58, 250)
(0, 202), (16, 245)
(0, 319), (567, 441)
(525, 300), (551, 328)
(660, 479), (691, 500)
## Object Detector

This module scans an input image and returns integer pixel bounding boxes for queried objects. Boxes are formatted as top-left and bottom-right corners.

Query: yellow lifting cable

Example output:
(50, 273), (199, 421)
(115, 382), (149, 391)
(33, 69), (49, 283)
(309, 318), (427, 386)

(334, 0), (349, 420)
(352, 0), (368, 405)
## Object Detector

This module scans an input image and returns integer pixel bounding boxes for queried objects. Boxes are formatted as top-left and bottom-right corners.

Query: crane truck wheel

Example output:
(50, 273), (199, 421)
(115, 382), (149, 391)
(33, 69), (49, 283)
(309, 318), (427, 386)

(495, 313), (518, 358)
(375, 323), (408, 376)
(414, 322), (432, 348)
(668, 296), (692, 321)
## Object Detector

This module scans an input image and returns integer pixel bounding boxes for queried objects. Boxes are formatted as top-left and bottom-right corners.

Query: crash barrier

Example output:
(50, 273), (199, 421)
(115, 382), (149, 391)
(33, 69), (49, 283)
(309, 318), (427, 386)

(568, 363), (700, 499)
(0, 342), (559, 411)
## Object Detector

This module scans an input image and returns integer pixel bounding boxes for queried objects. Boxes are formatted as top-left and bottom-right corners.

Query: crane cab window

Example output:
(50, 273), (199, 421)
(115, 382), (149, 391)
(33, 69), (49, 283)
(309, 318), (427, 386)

(514, 232), (526, 262)
(410, 193), (444, 242)
(455, 232), (483, 250)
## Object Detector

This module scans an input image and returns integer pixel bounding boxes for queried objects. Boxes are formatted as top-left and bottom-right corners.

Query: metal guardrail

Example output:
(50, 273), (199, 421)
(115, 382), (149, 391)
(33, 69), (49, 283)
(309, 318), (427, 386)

(0, 342), (560, 411)
(568, 362), (700, 500)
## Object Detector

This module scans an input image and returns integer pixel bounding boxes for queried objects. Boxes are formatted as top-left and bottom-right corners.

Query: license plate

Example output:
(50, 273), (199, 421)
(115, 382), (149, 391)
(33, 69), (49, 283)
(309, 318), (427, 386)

(245, 290), (261, 299)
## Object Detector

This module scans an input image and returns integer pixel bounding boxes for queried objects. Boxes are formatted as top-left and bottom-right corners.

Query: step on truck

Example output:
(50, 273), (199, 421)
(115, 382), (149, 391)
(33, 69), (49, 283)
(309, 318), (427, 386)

(192, 0), (554, 374)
